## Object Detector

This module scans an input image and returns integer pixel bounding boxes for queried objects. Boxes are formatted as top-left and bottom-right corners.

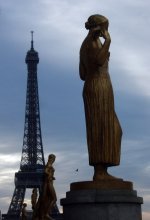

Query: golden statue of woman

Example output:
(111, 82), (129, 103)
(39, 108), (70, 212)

(80, 14), (122, 181)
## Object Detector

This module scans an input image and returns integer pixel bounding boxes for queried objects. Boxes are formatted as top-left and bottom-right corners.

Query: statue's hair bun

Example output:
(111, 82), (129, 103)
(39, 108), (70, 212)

(85, 21), (90, 30)
(85, 14), (108, 30)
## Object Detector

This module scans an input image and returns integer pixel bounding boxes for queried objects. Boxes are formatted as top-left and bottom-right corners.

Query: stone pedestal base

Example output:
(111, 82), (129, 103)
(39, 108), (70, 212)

(61, 181), (143, 220)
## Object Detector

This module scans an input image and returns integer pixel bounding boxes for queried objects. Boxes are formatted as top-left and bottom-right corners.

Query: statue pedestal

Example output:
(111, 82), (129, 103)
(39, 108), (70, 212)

(60, 180), (143, 220)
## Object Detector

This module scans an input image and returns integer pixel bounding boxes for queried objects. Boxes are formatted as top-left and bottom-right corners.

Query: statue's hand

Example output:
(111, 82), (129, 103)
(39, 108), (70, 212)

(101, 30), (111, 41)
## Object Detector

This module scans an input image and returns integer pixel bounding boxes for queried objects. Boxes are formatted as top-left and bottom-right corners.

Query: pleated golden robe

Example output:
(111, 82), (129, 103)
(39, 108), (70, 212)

(80, 48), (122, 167)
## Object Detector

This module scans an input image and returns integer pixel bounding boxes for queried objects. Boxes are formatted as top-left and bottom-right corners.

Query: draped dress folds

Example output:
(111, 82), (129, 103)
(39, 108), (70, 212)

(80, 43), (122, 167)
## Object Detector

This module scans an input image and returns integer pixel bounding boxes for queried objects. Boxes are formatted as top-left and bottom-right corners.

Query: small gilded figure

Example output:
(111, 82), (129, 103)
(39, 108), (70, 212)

(32, 154), (57, 220)
(41, 154), (57, 219)
(80, 14), (122, 180)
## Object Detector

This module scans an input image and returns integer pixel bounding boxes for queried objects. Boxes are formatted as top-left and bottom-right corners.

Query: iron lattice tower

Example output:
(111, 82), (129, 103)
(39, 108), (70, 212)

(4, 32), (59, 220)
(21, 31), (45, 171)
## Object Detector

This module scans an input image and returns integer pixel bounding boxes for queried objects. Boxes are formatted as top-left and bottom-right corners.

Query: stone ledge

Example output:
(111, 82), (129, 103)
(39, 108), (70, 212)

(70, 179), (133, 191)
(61, 189), (143, 205)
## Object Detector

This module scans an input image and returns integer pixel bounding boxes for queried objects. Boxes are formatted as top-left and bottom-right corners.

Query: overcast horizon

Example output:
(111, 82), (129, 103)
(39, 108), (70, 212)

(0, 1), (150, 219)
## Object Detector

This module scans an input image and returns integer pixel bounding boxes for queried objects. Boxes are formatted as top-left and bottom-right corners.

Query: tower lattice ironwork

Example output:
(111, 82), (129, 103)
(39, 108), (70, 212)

(3, 32), (60, 220)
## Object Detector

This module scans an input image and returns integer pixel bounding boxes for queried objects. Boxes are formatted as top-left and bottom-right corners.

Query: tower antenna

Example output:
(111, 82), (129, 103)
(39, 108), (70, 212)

(31, 30), (34, 49)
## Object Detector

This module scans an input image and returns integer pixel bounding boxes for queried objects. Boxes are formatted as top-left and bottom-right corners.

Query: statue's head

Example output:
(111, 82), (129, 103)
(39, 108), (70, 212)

(85, 14), (109, 30)
(32, 188), (37, 193)
(48, 154), (56, 164)
(23, 203), (27, 207)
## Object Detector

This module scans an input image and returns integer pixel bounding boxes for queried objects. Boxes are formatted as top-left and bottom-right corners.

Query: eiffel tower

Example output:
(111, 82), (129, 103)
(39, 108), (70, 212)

(3, 32), (60, 220)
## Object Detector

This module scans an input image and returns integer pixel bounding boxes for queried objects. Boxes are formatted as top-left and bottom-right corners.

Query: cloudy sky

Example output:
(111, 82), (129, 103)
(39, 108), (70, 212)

(0, 0), (150, 219)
